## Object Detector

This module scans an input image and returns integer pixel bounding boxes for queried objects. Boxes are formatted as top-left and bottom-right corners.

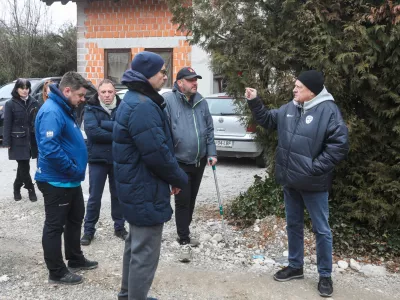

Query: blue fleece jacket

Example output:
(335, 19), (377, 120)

(35, 84), (88, 182)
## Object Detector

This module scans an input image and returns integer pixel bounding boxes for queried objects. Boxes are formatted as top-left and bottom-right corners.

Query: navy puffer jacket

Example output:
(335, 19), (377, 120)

(84, 93), (121, 164)
(248, 88), (349, 192)
(113, 71), (188, 226)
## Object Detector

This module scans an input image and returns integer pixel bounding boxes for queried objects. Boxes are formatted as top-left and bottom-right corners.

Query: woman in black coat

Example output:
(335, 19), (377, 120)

(2, 79), (39, 201)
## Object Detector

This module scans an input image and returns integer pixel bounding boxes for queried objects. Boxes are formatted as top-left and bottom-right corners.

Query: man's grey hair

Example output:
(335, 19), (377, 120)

(59, 71), (90, 92)
(98, 78), (115, 89)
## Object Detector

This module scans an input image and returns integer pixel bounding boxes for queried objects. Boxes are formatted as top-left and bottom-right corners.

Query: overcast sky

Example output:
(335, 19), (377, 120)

(46, 1), (77, 28)
(0, 0), (77, 30)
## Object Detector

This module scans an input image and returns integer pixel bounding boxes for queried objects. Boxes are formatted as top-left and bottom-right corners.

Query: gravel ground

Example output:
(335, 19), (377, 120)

(0, 148), (399, 300)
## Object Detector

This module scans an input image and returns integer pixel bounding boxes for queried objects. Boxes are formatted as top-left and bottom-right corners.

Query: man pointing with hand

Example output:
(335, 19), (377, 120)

(245, 71), (349, 298)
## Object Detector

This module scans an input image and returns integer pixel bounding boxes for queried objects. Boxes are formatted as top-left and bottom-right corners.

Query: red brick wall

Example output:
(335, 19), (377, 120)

(82, 0), (191, 86)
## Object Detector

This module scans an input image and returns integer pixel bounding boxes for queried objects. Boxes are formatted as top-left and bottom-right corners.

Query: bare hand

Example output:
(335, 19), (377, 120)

(207, 157), (217, 166)
(170, 187), (181, 195)
(245, 87), (257, 100)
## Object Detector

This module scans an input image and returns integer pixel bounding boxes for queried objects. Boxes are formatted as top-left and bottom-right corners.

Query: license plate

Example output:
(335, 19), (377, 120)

(215, 140), (233, 148)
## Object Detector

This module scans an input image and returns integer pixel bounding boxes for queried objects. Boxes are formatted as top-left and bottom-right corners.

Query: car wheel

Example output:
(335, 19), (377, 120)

(255, 153), (266, 168)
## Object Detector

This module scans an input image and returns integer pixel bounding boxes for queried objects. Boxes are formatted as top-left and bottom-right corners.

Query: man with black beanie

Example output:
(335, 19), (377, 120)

(244, 70), (349, 298)
(113, 51), (188, 300)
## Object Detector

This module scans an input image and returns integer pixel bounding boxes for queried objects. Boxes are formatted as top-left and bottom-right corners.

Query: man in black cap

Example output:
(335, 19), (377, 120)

(245, 70), (349, 298)
(163, 67), (217, 263)
(113, 51), (188, 300)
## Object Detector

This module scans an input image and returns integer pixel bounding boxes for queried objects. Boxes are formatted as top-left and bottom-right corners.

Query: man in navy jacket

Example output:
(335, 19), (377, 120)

(35, 72), (98, 285)
(245, 71), (349, 298)
(80, 79), (127, 246)
(113, 52), (188, 300)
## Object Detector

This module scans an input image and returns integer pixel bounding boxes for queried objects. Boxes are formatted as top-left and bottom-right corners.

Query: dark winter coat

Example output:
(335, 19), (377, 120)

(35, 84), (88, 183)
(248, 88), (349, 192)
(2, 96), (39, 160)
(163, 83), (217, 164)
(84, 94), (121, 164)
(113, 70), (188, 227)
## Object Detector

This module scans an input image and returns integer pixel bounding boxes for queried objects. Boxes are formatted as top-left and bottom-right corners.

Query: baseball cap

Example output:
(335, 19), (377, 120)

(176, 67), (202, 80)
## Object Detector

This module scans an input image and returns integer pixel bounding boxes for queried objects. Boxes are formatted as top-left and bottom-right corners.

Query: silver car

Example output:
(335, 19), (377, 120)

(205, 93), (265, 167)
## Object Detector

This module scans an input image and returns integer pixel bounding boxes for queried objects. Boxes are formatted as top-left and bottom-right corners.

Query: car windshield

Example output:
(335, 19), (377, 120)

(0, 83), (14, 99)
(206, 97), (240, 116)
(0, 80), (41, 100)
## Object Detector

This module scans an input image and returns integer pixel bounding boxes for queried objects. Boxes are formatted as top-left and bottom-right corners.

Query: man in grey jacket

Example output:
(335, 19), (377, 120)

(163, 67), (217, 262)
(245, 70), (349, 298)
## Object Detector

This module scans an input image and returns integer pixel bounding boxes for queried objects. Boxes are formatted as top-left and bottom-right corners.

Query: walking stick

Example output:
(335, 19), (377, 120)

(209, 158), (228, 244)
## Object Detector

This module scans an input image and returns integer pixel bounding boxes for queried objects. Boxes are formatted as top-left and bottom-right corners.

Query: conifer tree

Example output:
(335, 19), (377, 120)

(167, 0), (400, 255)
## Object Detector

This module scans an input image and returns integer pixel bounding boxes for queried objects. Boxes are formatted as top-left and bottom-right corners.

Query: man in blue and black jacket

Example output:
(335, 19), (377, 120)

(35, 72), (98, 285)
(80, 79), (127, 246)
(113, 51), (188, 300)
(245, 71), (349, 298)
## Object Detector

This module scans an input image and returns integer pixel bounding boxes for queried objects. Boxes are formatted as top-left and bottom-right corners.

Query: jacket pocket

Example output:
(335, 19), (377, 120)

(11, 131), (27, 146)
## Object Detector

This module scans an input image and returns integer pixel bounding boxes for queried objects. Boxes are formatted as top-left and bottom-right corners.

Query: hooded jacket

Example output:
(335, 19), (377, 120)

(113, 70), (188, 226)
(163, 83), (217, 165)
(35, 84), (88, 182)
(84, 93), (121, 164)
(248, 88), (349, 192)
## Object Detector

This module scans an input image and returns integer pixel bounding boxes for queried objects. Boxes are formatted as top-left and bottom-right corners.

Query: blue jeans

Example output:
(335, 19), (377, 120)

(84, 163), (125, 236)
(284, 187), (332, 277)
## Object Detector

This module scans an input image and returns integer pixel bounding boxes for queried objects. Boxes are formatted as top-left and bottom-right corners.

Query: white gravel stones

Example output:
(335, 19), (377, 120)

(211, 233), (223, 243)
(200, 233), (212, 242)
(360, 265), (387, 277)
(338, 260), (349, 269)
(350, 258), (362, 271)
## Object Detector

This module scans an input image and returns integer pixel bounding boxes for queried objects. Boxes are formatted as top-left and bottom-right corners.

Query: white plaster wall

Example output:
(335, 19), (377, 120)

(191, 45), (213, 97)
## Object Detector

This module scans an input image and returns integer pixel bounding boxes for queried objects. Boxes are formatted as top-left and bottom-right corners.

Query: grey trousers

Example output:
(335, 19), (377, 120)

(121, 223), (163, 300)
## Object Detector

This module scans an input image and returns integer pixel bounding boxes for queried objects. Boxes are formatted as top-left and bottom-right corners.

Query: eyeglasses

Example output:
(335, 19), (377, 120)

(159, 69), (168, 76)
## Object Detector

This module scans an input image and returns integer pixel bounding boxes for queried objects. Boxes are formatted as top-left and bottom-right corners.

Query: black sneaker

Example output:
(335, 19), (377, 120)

(273, 266), (304, 282)
(115, 228), (128, 240)
(14, 190), (22, 201)
(28, 188), (37, 202)
(318, 276), (333, 297)
(68, 258), (98, 272)
(48, 271), (83, 285)
(80, 234), (93, 246)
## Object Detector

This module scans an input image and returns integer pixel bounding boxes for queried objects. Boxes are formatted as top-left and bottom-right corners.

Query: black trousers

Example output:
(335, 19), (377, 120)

(174, 157), (206, 244)
(14, 160), (34, 190)
(37, 182), (85, 279)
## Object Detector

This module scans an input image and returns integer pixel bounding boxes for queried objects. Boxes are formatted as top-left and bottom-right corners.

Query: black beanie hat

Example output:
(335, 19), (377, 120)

(297, 70), (324, 95)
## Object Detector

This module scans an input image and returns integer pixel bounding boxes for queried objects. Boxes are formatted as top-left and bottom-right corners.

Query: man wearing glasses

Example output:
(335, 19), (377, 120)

(113, 51), (188, 300)
(163, 67), (217, 263)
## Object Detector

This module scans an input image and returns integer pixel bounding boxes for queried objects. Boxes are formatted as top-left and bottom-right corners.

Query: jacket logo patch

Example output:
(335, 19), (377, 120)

(287, 114), (294, 117)
(305, 115), (313, 124)
(46, 131), (54, 138)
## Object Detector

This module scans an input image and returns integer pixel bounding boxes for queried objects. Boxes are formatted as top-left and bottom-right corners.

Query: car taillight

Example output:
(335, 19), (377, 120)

(246, 124), (257, 133)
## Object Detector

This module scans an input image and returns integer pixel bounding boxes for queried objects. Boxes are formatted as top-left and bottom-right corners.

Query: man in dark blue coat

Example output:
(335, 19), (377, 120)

(80, 79), (127, 246)
(245, 71), (349, 298)
(35, 72), (98, 285)
(113, 51), (188, 300)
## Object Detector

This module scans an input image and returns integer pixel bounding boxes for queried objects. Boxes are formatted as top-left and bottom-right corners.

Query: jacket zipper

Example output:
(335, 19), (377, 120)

(12, 99), (36, 149)
(284, 107), (302, 178)
(189, 97), (204, 166)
